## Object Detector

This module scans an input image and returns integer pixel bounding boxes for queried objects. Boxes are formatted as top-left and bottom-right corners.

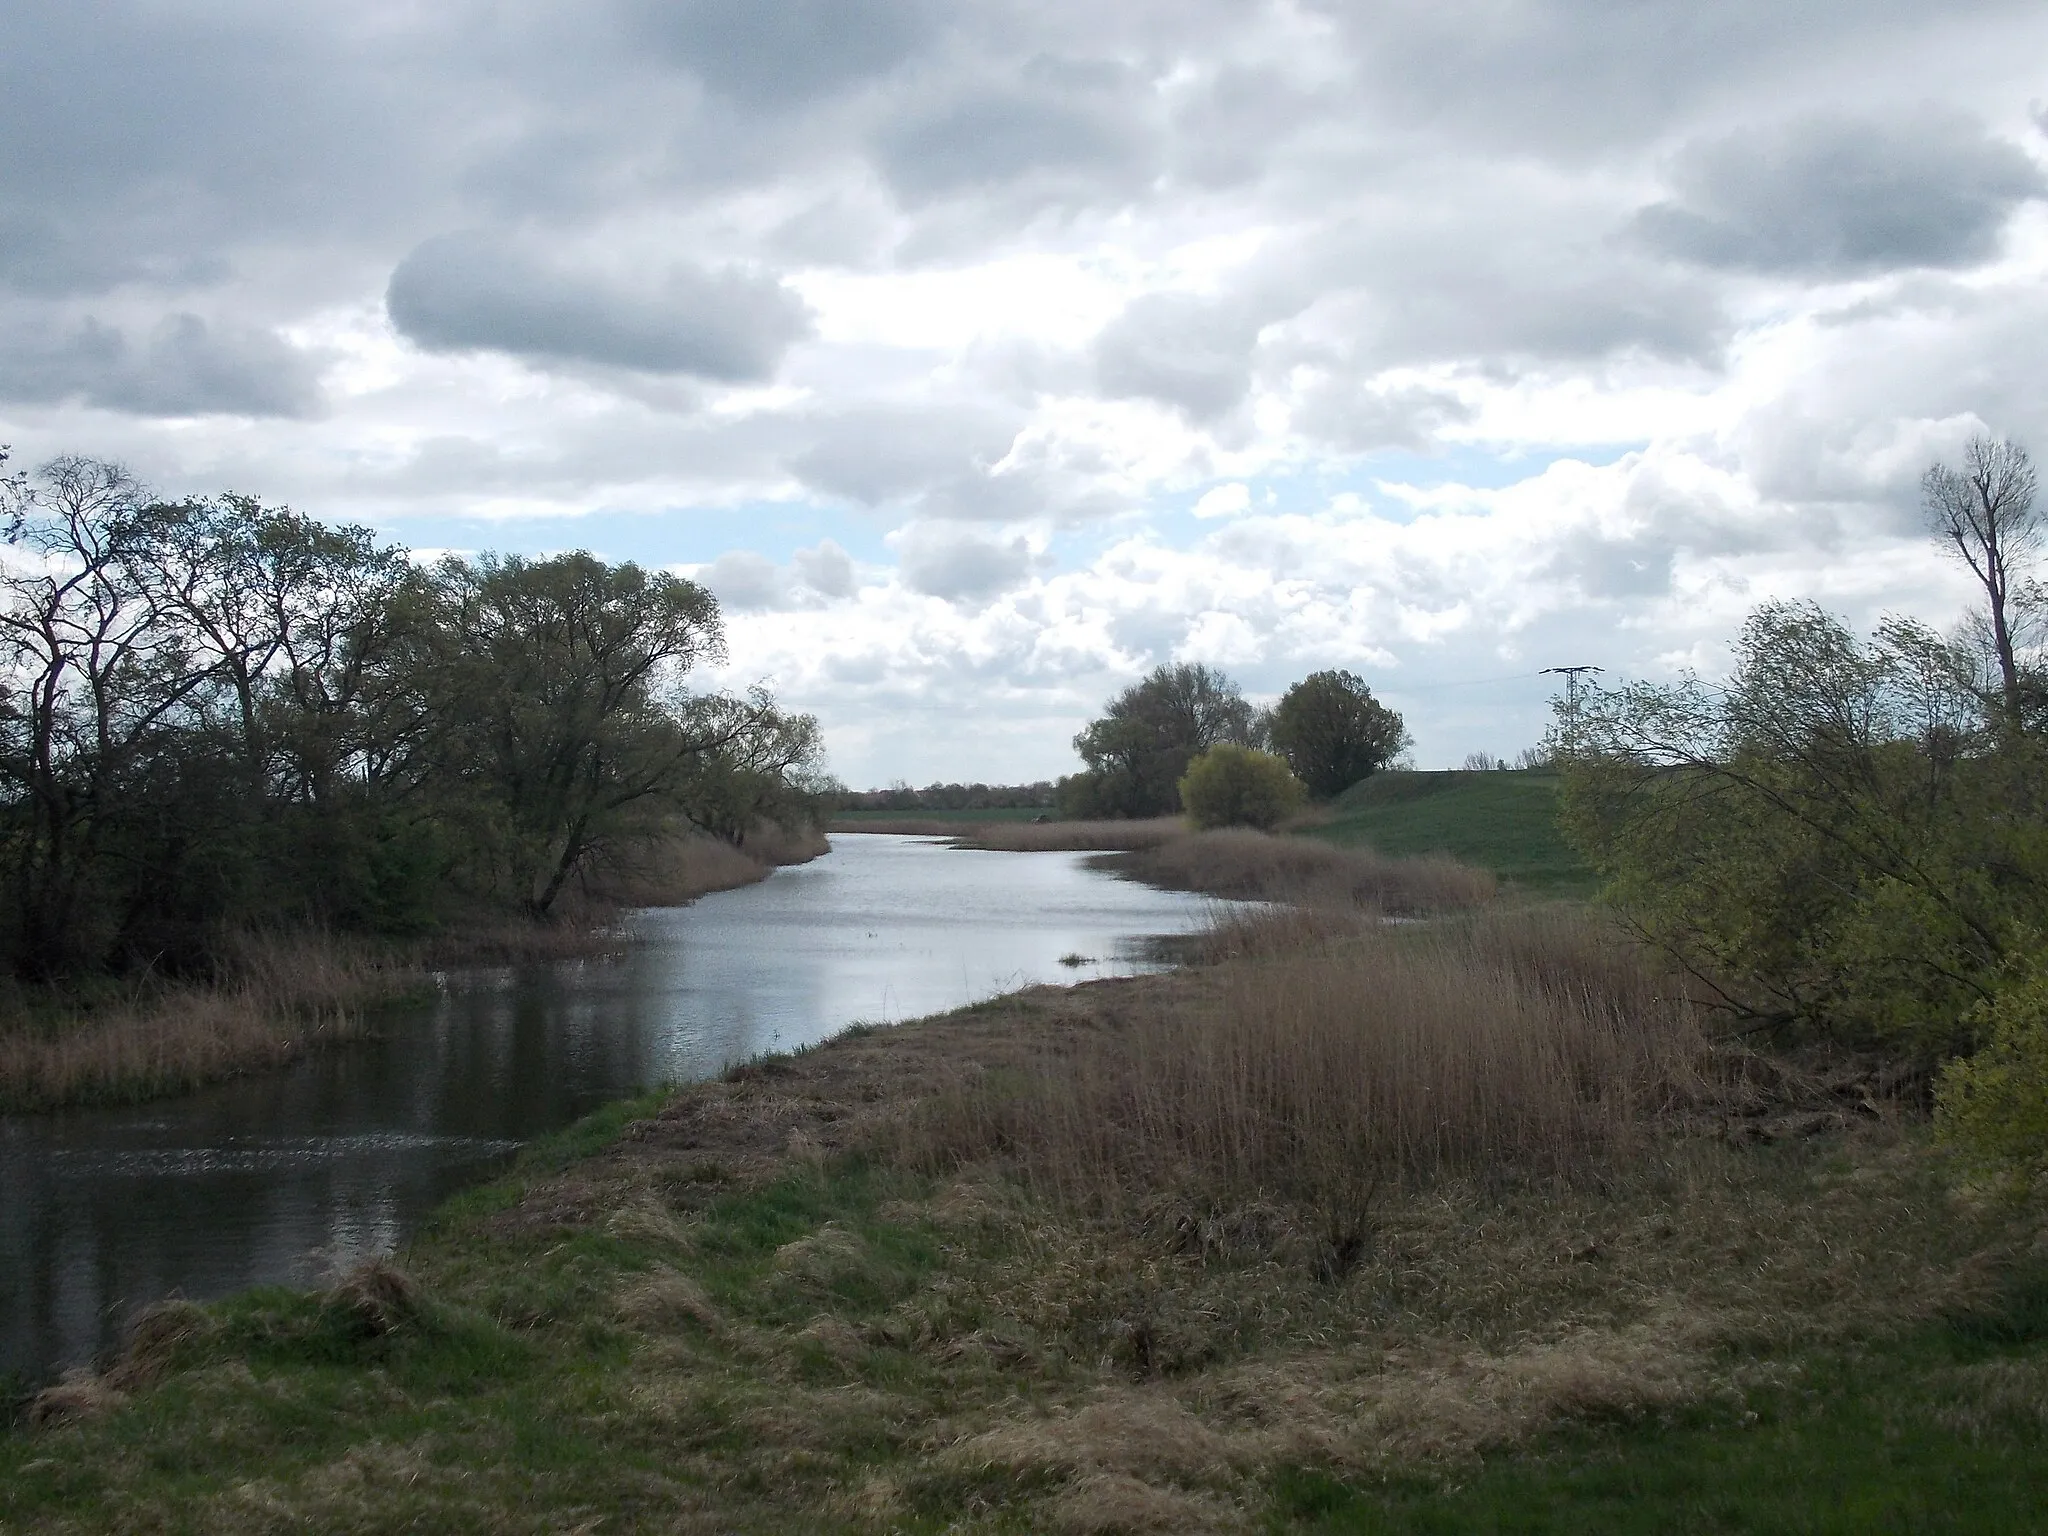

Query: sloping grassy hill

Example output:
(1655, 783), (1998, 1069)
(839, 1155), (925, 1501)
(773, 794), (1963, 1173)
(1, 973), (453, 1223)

(1308, 769), (1596, 896)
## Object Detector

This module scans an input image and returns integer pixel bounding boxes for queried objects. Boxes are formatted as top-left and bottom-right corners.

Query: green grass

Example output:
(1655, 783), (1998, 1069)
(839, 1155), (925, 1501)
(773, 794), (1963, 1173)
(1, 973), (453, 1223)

(1266, 1276), (2048, 1533)
(1307, 770), (1596, 896)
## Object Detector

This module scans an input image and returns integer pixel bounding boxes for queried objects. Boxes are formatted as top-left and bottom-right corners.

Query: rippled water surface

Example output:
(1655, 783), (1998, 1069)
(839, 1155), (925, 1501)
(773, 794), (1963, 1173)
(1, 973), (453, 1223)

(2, 835), (1226, 1383)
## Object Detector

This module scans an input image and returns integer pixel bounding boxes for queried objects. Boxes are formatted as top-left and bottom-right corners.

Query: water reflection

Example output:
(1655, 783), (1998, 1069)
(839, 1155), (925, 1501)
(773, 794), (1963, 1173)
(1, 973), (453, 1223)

(1, 836), (1224, 1384)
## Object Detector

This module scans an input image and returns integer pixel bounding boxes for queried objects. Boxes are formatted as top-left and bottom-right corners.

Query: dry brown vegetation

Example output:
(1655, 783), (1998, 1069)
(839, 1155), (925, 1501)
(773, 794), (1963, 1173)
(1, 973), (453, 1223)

(1106, 827), (1498, 912)
(904, 907), (1701, 1220)
(581, 823), (827, 908)
(961, 817), (1188, 852)
(0, 930), (399, 1112)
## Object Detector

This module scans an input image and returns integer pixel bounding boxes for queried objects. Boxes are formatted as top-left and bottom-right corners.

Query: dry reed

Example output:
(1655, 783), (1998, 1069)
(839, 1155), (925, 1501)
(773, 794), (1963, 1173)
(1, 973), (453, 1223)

(906, 906), (1701, 1221)
(829, 816), (988, 836)
(583, 823), (826, 909)
(1110, 828), (1497, 913)
(0, 929), (404, 1112)
(960, 818), (1187, 853)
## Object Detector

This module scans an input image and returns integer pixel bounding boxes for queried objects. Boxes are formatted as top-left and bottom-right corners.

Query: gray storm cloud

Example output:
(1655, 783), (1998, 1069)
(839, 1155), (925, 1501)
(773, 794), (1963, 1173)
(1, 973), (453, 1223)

(386, 232), (812, 379)
(0, 312), (322, 418)
(1637, 110), (2046, 275)
(895, 525), (1033, 601)
(875, 59), (1153, 198)
(625, 0), (933, 106)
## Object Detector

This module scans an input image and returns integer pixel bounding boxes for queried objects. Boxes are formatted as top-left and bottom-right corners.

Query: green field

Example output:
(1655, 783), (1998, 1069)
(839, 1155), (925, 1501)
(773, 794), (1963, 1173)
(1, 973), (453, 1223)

(1308, 769), (1596, 896)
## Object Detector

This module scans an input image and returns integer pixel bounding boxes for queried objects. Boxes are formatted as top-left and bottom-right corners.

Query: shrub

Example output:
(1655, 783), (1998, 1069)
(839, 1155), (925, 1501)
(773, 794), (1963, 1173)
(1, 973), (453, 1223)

(1177, 745), (1304, 830)
(1936, 954), (2048, 1191)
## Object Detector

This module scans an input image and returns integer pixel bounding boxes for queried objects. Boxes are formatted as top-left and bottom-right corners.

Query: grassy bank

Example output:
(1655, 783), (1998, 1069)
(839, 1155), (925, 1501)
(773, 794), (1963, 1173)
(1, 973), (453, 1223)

(10, 905), (2043, 1531)
(0, 827), (828, 1114)
(837, 771), (1592, 899)
(1310, 769), (1596, 895)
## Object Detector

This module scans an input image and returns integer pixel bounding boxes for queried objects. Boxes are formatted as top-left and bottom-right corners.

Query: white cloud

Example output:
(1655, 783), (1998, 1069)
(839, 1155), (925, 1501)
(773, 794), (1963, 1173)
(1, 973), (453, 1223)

(3, 0), (2046, 782)
(1191, 482), (1250, 519)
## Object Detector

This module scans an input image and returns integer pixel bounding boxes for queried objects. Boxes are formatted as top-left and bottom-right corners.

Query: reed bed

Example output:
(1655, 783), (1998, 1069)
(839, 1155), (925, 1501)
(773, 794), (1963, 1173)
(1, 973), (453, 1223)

(906, 906), (1702, 1222)
(828, 815), (986, 836)
(1110, 827), (1498, 913)
(958, 817), (1188, 852)
(0, 930), (405, 1112)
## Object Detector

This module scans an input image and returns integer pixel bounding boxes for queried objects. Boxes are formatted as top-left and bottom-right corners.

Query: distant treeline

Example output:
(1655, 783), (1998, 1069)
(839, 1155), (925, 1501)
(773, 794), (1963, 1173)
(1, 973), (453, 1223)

(0, 455), (827, 986)
(839, 781), (1056, 812)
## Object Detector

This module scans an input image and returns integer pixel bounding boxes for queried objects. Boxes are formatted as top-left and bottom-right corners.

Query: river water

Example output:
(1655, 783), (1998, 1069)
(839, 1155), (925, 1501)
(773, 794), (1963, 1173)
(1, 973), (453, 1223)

(1, 835), (1226, 1385)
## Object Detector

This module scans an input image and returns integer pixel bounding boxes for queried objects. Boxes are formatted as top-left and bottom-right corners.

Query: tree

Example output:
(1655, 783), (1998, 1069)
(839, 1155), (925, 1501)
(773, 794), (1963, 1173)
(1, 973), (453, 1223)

(1924, 437), (2041, 728)
(0, 458), (217, 975)
(1179, 744), (1304, 830)
(1064, 663), (1262, 817)
(673, 691), (828, 847)
(423, 552), (730, 918)
(1558, 600), (2037, 1048)
(1268, 669), (1408, 798)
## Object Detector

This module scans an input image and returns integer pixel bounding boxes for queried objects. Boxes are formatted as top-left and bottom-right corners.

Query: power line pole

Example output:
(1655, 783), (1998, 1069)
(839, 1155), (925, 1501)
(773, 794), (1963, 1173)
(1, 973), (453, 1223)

(1540, 665), (1603, 752)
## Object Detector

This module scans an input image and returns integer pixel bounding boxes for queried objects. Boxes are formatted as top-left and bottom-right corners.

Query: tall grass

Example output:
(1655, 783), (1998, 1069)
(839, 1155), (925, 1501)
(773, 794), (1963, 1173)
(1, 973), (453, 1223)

(1109, 827), (1498, 913)
(905, 907), (1701, 1221)
(0, 930), (405, 1112)
(960, 818), (1187, 852)
(581, 826), (822, 909)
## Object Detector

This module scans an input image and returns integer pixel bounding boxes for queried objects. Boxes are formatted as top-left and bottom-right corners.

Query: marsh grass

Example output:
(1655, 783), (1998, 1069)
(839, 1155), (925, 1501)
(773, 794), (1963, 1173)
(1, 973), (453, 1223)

(906, 907), (1701, 1225)
(0, 929), (406, 1112)
(580, 824), (823, 909)
(1106, 827), (1498, 912)
(961, 817), (1188, 851)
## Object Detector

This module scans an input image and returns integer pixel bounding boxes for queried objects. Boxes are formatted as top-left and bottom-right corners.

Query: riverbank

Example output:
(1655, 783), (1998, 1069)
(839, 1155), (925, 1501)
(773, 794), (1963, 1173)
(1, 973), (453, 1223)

(11, 904), (2044, 1531)
(844, 817), (1503, 914)
(0, 826), (829, 1114)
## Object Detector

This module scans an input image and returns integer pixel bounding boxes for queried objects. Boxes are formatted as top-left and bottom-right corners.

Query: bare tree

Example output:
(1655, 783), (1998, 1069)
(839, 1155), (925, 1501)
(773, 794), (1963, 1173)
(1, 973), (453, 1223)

(1923, 436), (2040, 725)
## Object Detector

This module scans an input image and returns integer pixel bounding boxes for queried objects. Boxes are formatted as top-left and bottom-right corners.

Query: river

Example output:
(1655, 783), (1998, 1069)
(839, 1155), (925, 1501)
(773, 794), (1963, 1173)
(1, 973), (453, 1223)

(1, 834), (1228, 1386)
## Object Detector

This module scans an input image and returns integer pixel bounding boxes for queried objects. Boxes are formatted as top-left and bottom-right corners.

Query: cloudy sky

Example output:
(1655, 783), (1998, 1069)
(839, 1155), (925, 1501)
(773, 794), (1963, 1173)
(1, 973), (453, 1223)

(4, 1), (2046, 785)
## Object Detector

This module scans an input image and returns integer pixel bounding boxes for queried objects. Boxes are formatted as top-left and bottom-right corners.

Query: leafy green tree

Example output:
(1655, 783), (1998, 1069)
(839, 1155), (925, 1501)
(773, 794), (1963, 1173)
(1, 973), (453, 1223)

(1559, 600), (2043, 1048)
(673, 691), (828, 847)
(423, 552), (727, 918)
(0, 455), (833, 979)
(1269, 669), (1409, 798)
(1064, 663), (1262, 816)
(1179, 744), (1304, 830)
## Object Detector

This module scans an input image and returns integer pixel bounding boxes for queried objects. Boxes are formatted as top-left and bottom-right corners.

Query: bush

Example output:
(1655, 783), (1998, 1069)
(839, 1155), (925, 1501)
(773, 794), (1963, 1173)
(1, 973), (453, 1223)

(1559, 601), (2044, 1049)
(1936, 955), (2048, 1192)
(1178, 745), (1304, 831)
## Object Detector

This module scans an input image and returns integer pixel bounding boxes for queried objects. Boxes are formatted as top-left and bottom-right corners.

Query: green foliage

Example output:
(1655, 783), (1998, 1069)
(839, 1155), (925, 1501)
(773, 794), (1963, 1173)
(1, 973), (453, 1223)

(1560, 601), (2048, 1048)
(1937, 952), (2048, 1191)
(1177, 743), (1304, 830)
(1064, 662), (1262, 817)
(0, 457), (827, 983)
(1269, 668), (1409, 798)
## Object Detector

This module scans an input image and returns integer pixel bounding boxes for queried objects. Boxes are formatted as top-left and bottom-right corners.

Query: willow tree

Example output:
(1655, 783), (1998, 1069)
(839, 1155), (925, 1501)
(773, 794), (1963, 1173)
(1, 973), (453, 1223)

(424, 552), (733, 918)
